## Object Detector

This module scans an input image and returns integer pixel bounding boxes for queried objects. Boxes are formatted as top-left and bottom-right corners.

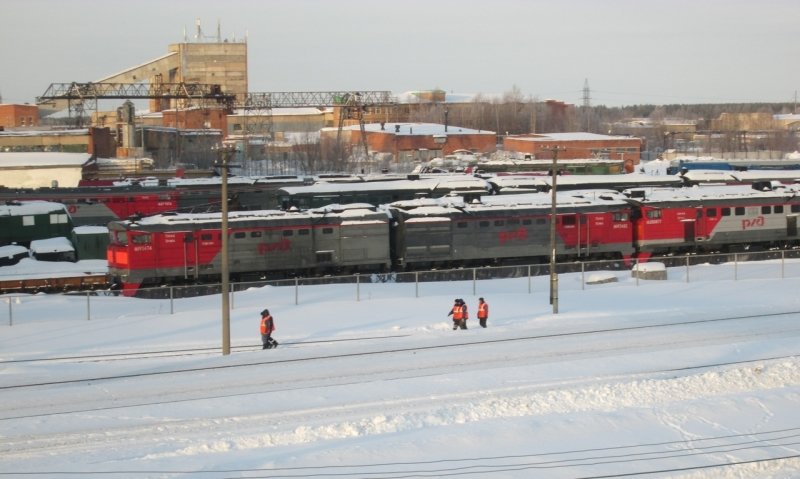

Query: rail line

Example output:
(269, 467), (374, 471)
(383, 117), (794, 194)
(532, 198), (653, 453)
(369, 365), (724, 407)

(3, 308), (799, 392)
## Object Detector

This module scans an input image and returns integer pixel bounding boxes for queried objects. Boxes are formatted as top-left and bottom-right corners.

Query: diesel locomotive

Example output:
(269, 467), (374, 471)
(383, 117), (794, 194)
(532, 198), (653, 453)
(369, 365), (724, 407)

(106, 184), (800, 295)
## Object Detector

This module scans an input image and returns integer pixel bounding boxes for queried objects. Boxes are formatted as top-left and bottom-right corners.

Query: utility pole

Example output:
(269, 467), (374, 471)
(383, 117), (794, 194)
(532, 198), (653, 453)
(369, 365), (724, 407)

(214, 143), (238, 355)
(545, 146), (565, 314)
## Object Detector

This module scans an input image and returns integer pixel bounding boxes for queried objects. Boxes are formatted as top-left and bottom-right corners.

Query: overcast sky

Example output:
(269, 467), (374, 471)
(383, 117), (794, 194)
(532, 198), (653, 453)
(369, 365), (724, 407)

(1, 0), (798, 107)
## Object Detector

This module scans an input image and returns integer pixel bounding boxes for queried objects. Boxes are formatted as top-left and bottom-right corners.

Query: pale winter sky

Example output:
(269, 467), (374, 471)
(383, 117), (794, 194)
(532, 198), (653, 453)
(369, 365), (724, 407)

(1, 0), (798, 107)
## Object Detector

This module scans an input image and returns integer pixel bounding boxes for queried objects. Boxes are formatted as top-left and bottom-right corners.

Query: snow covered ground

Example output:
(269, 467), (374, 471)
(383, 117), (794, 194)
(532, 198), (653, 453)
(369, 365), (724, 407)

(2, 260), (800, 478)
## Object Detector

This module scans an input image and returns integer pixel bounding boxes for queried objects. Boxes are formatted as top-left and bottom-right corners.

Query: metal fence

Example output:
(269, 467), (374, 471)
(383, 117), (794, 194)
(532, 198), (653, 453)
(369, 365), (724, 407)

(5, 249), (800, 325)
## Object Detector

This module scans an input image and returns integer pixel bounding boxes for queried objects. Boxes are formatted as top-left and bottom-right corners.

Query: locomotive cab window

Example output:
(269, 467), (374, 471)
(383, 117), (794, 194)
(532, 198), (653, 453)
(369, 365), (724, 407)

(775, 205), (784, 214)
(646, 209), (662, 219)
(283, 230), (294, 237)
(761, 206), (771, 214)
(250, 231), (262, 238)
(562, 216), (576, 226)
(299, 229), (310, 236)
(234, 232), (246, 239)
(201, 233), (213, 241)
(735, 207), (745, 216)
(613, 212), (629, 221)
(456, 222), (468, 228)
(706, 208), (717, 217)
(721, 207), (731, 216)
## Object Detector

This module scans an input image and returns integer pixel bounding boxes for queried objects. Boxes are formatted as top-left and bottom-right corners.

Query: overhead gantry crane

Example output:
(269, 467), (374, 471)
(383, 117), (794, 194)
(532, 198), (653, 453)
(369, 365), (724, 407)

(37, 82), (396, 167)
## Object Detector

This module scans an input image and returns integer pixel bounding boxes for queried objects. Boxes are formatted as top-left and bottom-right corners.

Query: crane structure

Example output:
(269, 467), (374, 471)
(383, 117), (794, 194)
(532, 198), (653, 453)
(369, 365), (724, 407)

(36, 81), (236, 126)
(37, 82), (396, 170)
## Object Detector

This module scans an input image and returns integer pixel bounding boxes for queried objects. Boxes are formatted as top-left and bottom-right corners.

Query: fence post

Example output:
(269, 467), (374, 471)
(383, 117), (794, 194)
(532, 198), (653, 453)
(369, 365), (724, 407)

(86, 291), (91, 321)
(685, 256), (690, 283)
(356, 274), (360, 302)
(782, 250), (785, 279)
(734, 253), (738, 281)
(7, 298), (11, 326)
(635, 258), (640, 287)
(415, 272), (419, 298)
(581, 262), (585, 290)
(170, 287), (174, 315)
(528, 265), (531, 294)
(295, 277), (299, 305)
(472, 268), (476, 296)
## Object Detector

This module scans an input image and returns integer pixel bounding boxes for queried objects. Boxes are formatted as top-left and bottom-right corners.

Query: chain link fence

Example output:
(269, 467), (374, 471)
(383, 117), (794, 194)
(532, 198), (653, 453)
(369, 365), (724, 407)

(5, 250), (800, 325)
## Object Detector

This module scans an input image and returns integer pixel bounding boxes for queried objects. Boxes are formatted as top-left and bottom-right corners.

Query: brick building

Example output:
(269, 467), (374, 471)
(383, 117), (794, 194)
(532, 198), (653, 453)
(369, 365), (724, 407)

(325, 122), (496, 170)
(0, 104), (39, 129)
(503, 132), (642, 172)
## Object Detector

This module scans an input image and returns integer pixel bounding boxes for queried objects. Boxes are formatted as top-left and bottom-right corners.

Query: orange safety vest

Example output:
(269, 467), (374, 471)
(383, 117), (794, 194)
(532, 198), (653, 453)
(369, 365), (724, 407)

(478, 302), (488, 319)
(451, 304), (464, 321)
(260, 315), (274, 334)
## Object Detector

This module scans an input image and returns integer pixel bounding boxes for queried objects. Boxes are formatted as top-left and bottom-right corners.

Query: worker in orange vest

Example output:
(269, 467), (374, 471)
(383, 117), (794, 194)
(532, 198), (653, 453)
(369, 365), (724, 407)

(260, 309), (278, 349)
(447, 298), (468, 330)
(477, 297), (489, 328)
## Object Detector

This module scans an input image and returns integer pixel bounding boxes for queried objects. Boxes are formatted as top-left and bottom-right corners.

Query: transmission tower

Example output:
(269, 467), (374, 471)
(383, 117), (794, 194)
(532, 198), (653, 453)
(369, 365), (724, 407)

(582, 78), (592, 132)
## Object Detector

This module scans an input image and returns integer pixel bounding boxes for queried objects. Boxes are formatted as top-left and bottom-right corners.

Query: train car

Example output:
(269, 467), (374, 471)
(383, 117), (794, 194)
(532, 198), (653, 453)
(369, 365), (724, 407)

(667, 158), (800, 174)
(625, 184), (800, 261)
(107, 204), (391, 294)
(680, 169), (800, 188)
(0, 200), (74, 247)
(385, 190), (635, 270)
(487, 173), (684, 195)
(475, 158), (626, 175)
(276, 176), (492, 210)
(0, 185), (180, 226)
(0, 175), (310, 227)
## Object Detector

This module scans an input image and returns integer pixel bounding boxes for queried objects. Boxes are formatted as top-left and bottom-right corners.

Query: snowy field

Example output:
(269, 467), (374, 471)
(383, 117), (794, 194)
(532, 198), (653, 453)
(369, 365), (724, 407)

(2, 260), (800, 478)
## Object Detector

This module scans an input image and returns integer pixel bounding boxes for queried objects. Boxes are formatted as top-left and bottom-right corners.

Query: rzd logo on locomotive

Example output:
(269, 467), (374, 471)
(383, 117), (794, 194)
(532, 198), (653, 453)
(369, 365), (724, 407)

(258, 238), (291, 254)
(741, 216), (765, 230)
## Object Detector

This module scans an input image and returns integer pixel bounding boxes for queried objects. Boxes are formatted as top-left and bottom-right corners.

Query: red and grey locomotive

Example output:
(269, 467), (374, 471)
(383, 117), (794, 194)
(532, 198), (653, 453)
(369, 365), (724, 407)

(106, 184), (800, 295)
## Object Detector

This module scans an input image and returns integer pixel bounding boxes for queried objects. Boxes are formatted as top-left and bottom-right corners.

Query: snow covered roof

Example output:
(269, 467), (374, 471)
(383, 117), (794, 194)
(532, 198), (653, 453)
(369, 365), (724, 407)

(0, 200), (68, 216)
(0, 129), (89, 138)
(119, 204), (388, 229)
(29, 236), (74, 254)
(0, 152), (92, 168)
(625, 184), (800, 204)
(509, 132), (640, 142)
(326, 122), (494, 136)
(0, 244), (28, 257)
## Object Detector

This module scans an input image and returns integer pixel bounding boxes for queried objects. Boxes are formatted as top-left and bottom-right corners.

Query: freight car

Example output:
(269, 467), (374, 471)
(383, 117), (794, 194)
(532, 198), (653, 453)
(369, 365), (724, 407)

(107, 204), (391, 294)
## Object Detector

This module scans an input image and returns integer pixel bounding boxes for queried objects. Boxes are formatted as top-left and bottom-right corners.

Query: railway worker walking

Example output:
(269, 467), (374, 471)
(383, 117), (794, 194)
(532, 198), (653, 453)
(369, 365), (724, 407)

(477, 297), (489, 328)
(447, 299), (468, 330)
(260, 309), (278, 349)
